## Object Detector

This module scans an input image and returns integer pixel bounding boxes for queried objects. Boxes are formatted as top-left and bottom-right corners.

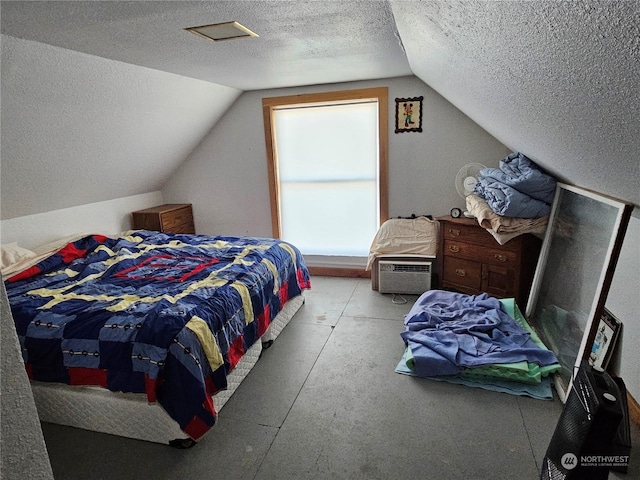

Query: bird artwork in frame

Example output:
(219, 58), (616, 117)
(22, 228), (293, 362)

(395, 96), (423, 133)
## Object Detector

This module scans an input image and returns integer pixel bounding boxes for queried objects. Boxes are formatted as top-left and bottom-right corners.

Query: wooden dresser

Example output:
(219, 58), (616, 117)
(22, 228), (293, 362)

(437, 215), (541, 307)
(131, 204), (195, 234)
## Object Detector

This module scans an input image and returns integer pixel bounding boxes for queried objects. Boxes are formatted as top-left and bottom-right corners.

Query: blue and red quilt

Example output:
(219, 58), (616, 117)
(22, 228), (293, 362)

(5, 230), (311, 440)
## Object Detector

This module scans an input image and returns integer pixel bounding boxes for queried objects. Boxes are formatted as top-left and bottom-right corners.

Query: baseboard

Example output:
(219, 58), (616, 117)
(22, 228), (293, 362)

(307, 267), (371, 278)
(628, 391), (640, 427)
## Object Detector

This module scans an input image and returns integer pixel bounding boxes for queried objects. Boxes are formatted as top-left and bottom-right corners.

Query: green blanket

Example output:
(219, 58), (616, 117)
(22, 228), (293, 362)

(402, 298), (560, 385)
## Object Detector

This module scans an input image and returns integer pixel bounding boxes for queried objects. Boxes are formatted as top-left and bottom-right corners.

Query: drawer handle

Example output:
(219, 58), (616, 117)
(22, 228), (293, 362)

(494, 254), (507, 262)
(448, 245), (460, 253)
(448, 228), (461, 237)
(455, 269), (466, 277)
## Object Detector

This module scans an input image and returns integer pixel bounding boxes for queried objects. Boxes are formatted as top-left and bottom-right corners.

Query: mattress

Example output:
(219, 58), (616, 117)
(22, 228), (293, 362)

(32, 294), (305, 445)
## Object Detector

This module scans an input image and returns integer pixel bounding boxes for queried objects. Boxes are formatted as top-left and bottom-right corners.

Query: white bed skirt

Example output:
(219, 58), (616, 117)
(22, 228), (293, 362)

(32, 294), (305, 445)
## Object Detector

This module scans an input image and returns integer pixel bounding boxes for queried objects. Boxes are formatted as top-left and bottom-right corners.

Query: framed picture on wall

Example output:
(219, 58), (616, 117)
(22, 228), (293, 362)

(395, 96), (423, 133)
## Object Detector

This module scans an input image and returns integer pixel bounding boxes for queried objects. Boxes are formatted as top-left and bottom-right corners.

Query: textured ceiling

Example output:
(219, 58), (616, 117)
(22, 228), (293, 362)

(0, 0), (412, 90)
(1, 0), (639, 206)
(390, 0), (640, 205)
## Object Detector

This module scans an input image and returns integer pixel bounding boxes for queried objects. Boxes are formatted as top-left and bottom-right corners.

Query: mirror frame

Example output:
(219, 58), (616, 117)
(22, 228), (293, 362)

(525, 183), (632, 402)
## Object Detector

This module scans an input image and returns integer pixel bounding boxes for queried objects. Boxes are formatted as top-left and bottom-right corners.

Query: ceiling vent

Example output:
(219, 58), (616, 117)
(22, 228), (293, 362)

(185, 21), (258, 42)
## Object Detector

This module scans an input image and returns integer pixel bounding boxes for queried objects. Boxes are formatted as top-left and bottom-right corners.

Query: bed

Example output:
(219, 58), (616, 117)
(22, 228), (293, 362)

(3, 230), (310, 446)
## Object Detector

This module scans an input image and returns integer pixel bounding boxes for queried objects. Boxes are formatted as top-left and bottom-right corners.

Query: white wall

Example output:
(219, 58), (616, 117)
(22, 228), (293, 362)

(1, 35), (240, 220)
(1, 280), (54, 480)
(0, 192), (162, 250)
(607, 212), (640, 396)
(0, 36), (636, 404)
(162, 75), (511, 236)
(164, 75), (639, 400)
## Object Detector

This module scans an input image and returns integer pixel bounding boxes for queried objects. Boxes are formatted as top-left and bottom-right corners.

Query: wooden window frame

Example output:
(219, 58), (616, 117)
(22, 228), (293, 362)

(262, 87), (389, 242)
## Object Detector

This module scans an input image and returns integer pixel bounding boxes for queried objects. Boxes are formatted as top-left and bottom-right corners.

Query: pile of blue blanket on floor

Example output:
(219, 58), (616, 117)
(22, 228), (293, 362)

(473, 152), (556, 218)
(397, 290), (560, 399)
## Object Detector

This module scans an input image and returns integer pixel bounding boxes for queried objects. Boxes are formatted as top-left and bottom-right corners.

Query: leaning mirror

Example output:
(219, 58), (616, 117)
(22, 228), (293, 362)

(525, 183), (632, 401)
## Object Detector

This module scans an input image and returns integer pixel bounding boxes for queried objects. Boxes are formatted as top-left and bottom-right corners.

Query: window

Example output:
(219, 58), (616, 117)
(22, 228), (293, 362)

(262, 88), (388, 270)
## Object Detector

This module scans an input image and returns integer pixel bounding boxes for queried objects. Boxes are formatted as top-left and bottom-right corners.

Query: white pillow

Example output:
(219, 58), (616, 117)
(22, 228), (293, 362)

(1, 242), (37, 269)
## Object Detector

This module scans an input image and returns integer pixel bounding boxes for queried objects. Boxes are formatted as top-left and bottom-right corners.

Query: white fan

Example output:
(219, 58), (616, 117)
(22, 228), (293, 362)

(455, 163), (486, 198)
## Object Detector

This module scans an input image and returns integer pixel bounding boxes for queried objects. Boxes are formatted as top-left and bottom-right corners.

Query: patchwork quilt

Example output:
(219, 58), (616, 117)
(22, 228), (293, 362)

(5, 231), (311, 440)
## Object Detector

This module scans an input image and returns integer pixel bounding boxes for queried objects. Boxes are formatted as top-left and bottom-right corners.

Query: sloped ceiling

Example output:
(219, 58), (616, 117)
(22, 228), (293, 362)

(0, 0), (412, 90)
(1, 0), (639, 208)
(391, 0), (640, 206)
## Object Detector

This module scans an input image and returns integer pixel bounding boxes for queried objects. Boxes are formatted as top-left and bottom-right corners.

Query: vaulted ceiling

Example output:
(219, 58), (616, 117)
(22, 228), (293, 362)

(1, 0), (412, 90)
(2, 0), (639, 206)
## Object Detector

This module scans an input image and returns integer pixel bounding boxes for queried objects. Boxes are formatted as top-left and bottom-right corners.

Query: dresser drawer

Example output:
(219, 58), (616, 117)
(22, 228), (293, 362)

(483, 264), (516, 298)
(161, 206), (194, 233)
(443, 240), (517, 267)
(442, 256), (482, 290)
(442, 222), (497, 248)
(437, 216), (541, 306)
(132, 204), (195, 234)
(163, 220), (195, 235)
(442, 221), (524, 252)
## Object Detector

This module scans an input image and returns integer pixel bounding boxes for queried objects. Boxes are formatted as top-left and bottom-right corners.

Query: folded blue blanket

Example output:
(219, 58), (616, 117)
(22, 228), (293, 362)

(474, 177), (552, 217)
(474, 152), (556, 218)
(401, 290), (558, 377)
(480, 152), (557, 203)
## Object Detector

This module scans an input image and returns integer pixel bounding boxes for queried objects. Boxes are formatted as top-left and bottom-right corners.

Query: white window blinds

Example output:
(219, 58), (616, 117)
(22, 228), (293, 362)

(274, 101), (380, 256)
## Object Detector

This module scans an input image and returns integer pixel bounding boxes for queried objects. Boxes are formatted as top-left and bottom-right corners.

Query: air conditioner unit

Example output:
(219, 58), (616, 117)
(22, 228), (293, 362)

(378, 260), (432, 295)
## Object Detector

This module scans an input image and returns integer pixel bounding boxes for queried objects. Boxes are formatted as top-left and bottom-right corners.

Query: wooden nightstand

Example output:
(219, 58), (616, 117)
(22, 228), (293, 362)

(437, 215), (541, 307)
(131, 204), (195, 234)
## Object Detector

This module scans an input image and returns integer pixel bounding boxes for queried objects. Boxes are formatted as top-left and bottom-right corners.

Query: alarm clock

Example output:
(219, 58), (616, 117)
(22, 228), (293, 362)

(450, 207), (462, 218)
